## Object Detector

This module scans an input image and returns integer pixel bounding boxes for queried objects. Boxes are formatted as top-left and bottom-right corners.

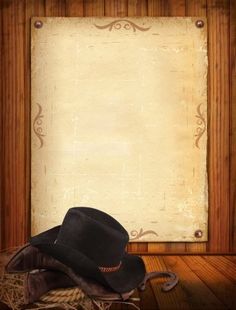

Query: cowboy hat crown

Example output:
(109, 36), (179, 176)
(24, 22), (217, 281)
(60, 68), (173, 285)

(54, 207), (129, 267)
(30, 207), (146, 293)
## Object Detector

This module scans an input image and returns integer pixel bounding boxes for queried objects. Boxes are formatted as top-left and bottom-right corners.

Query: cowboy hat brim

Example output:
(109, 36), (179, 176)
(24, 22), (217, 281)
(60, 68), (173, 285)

(30, 226), (146, 294)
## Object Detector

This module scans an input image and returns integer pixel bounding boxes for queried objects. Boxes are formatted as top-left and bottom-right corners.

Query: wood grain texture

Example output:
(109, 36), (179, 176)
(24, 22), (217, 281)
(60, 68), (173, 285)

(45, 0), (66, 16)
(0, 0), (3, 248)
(185, 0), (207, 16)
(165, 0), (186, 16)
(105, 0), (127, 16)
(144, 256), (193, 310)
(1, 0), (28, 249)
(230, 0), (236, 252)
(182, 255), (236, 309)
(162, 255), (227, 309)
(224, 255), (236, 264)
(84, 0), (104, 16)
(65, 0), (84, 16)
(0, 0), (235, 253)
(202, 255), (236, 282)
(147, 0), (166, 16)
(207, 0), (230, 252)
(128, 0), (148, 16)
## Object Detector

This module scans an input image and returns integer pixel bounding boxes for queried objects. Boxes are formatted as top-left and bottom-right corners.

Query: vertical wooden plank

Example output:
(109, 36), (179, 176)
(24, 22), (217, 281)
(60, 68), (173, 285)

(185, 242), (206, 253)
(165, 0), (185, 16)
(65, 0), (84, 16)
(147, 243), (167, 253)
(128, 0), (148, 16)
(185, 0), (207, 16)
(1, 0), (26, 248)
(127, 243), (138, 253)
(84, 0), (105, 16)
(147, 0), (167, 16)
(230, 0), (236, 252)
(128, 242), (148, 253)
(165, 242), (186, 253)
(45, 0), (66, 16)
(136, 242), (147, 253)
(207, 0), (230, 252)
(28, 0), (45, 16)
(104, 0), (128, 17)
(0, 0), (3, 249)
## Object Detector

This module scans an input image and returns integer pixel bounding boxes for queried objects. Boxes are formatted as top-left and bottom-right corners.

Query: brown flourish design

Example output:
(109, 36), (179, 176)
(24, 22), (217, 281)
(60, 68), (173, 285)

(130, 228), (158, 241)
(33, 103), (45, 149)
(195, 103), (206, 149)
(94, 19), (151, 32)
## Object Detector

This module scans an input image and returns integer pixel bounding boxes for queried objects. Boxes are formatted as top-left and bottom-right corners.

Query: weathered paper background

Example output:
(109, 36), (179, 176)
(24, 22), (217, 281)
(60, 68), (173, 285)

(31, 17), (208, 241)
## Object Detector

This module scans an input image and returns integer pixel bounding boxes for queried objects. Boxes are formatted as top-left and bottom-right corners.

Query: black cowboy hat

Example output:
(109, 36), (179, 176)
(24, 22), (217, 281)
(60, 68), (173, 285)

(30, 207), (146, 293)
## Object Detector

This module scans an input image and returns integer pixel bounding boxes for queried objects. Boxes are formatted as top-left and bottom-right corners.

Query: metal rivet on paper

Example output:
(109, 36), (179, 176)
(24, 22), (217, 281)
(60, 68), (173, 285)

(194, 229), (203, 238)
(34, 20), (43, 29)
(195, 20), (204, 28)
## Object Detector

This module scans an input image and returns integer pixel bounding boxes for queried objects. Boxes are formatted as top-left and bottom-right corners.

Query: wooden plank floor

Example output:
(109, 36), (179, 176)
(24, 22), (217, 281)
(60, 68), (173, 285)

(0, 253), (235, 310)
(112, 255), (236, 310)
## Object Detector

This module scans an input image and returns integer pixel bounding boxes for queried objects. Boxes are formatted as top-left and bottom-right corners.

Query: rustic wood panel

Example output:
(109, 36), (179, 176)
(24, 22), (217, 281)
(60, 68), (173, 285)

(105, 0), (127, 17)
(182, 255), (236, 309)
(161, 256), (227, 309)
(0, 0), (3, 248)
(84, 0), (104, 16)
(224, 255), (236, 264)
(0, 0), (235, 253)
(143, 256), (192, 310)
(207, 0), (230, 252)
(65, 0), (84, 17)
(230, 0), (236, 252)
(45, 0), (66, 16)
(202, 255), (236, 282)
(147, 0), (167, 16)
(1, 0), (28, 249)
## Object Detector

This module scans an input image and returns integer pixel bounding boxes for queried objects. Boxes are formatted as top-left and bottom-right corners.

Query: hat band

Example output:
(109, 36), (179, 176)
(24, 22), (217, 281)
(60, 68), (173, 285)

(98, 261), (122, 273)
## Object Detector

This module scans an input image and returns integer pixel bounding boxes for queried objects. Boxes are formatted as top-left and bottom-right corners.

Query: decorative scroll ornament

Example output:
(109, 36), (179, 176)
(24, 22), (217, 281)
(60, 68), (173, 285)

(94, 19), (151, 32)
(130, 228), (158, 241)
(33, 103), (45, 149)
(195, 103), (206, 149)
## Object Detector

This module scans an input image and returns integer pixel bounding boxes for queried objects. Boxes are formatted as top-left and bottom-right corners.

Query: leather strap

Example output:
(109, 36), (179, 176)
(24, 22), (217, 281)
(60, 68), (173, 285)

(120, 290), (135, 301)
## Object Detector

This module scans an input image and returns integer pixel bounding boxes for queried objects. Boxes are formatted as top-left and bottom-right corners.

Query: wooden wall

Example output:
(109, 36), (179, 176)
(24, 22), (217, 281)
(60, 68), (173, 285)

(0, 0), (235, 253)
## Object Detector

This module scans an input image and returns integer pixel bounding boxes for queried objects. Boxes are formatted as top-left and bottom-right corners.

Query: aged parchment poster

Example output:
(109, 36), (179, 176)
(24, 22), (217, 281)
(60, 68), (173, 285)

(31, 17), (208, 241)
